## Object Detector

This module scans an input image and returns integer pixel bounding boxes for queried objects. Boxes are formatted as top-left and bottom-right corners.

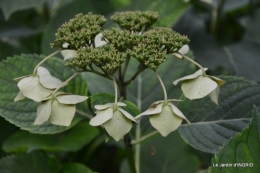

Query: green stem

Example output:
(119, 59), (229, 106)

(113, 77), (118, 104)
(155, 72), (167, 102)
(76, 110), (92, 119)
(181, 53), (206, 76)
(51, 72), (79, 97)
(33, 50), (61, 75)
(131, 131), (159, 145)
(122, 54), (130, 79)
(135, 119), (141, 173)
(124, 134), (137, 173)
(124, 65), (145, 86)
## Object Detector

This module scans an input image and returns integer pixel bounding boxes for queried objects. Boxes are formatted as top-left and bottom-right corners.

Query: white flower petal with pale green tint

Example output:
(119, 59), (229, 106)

(118, 108), (137, 122)
(62, 42), (69, 48)
(18, 76), (53, 102)
(94, 103), (114, 110)
(37, 67), (63, 89)
(48, 100), (76, 126)
(103, 110), (132, 141)
(150, 105), (183, 137)
(34, 100), (52, 125)
(168, 103), (190, 124)
(95, 33), (107, 48)
(61, 49), (78, 60)
(209, 86), (220, 105)
(13, 75), (29, 82)
(89, 107), (113, 126)
(135, 103), (163, 119)
(181, 76), (217, 100)
(209, 76), (225, 87)
(14, 91), (25, 102)
(117, 102), (127, 107)
(173, 53), (183, 59)
(178, 44), (189, 55)
(56, 95), (88, 104)
(173, 68), (208, 85)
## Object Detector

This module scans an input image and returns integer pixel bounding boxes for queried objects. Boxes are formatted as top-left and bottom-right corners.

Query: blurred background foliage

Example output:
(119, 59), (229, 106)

(0, 0), (260, 173)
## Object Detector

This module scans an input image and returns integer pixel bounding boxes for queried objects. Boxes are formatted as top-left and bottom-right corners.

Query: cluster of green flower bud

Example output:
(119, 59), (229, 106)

(111, 11), (159, 32)
(66, 45), (125, 74)
(51, 13), (106, 49)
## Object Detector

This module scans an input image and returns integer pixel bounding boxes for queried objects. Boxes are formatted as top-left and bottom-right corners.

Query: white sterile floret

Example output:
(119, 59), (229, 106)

(94, 33), (108, 48)
(34, 92), (88, 126)
(14, 67), (63, 102)
(173, 69), (225, 104)
(61, 49), (78, 60)
(173, 44), (189, 59)
(89, 102), (137, 141)
(135, 100), (190, 137)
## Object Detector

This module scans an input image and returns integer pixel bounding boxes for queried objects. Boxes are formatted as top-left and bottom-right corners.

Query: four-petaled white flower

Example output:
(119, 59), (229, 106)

(34, 92), (88, 126)
(89, 102), (137, 141)
(14, 66), (63, 102)
(173, 69), (225, 105)
(135, 100), (190, 137)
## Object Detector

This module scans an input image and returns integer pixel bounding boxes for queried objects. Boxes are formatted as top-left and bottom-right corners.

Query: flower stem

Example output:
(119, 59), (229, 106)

(155, 72), (167, 102)
(33, 50), (61, 75)
(113, 77), (118, 104)
(131, 131), (159, 145)
(180, 53), (206, 76)
(51, 72), (79, 97)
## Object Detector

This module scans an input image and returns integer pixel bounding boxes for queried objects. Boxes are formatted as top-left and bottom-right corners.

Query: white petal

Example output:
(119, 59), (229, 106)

(13, 75), (29, 82)
(168, 103), (190, 124)
(181, 76), (217, 100)
(62, 42), (69, 48)
(135, 103), (163, 119)
(56, 95), (88, 104)
(173, 53), (183, 59)
(150, 105), (183, 137)
(89, 107), (113, 126)
(103, 110), (132, 141)
(18, 76), (53, 102)
(117, 102), (127, 106)
(14, 91), (25, 102)
(178, 44), (189, 55)
(173, 68), (208, 85)
(94, 33), (107, 48)
(118, 108), (137, 122)
(48, 100), (76, 126)
(209, 86), (220, 105)
(34, 100), (52, 125)
(208, 76), (225, 87)
(94, 103), (114, 110)
(37, 67), (63, 89)
(61, 49), (78, 60)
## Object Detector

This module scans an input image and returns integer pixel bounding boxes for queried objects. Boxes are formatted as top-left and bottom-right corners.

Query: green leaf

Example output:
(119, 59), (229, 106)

(2, 121), (98, 153)
(209, 106), (260, 172)
(0, 151), (61, 173)
(120, 131), (200, 173)
(0, 0), (53, 19)
(0, 54), (88, 134)
(178, 76), (260, 153)
(41, 0), (115, 55)
(61, 163), (95, 173)
(90, 93), (140, 116)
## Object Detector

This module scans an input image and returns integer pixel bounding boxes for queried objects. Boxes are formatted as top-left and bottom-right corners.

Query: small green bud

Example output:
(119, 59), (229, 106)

(111, 11), (159, 31)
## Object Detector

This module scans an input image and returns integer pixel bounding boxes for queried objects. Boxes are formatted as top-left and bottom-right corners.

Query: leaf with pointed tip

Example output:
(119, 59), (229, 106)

(209, 106), (260, 172)
(178, 76), (260, 153)
(2, 121), (98, 153)
(0, 54), (88, 134)
(0, 151), (61, 173)
(62, 163), (94, 173)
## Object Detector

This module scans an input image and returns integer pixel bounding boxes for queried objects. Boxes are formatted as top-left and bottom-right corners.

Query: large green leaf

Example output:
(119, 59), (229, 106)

(41, 0), (115, 55)
(2, 121), (98, 153)
(0, 0), (54, 20)
(209, 106), (260, 172)
(120, 131), (200, 173)
(0, 151), (61, 173)
(62, 163), (95, 173)
(0, 54), (88, 134)
(178, 76), (260, 153)
(85, 54), (195, 112)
